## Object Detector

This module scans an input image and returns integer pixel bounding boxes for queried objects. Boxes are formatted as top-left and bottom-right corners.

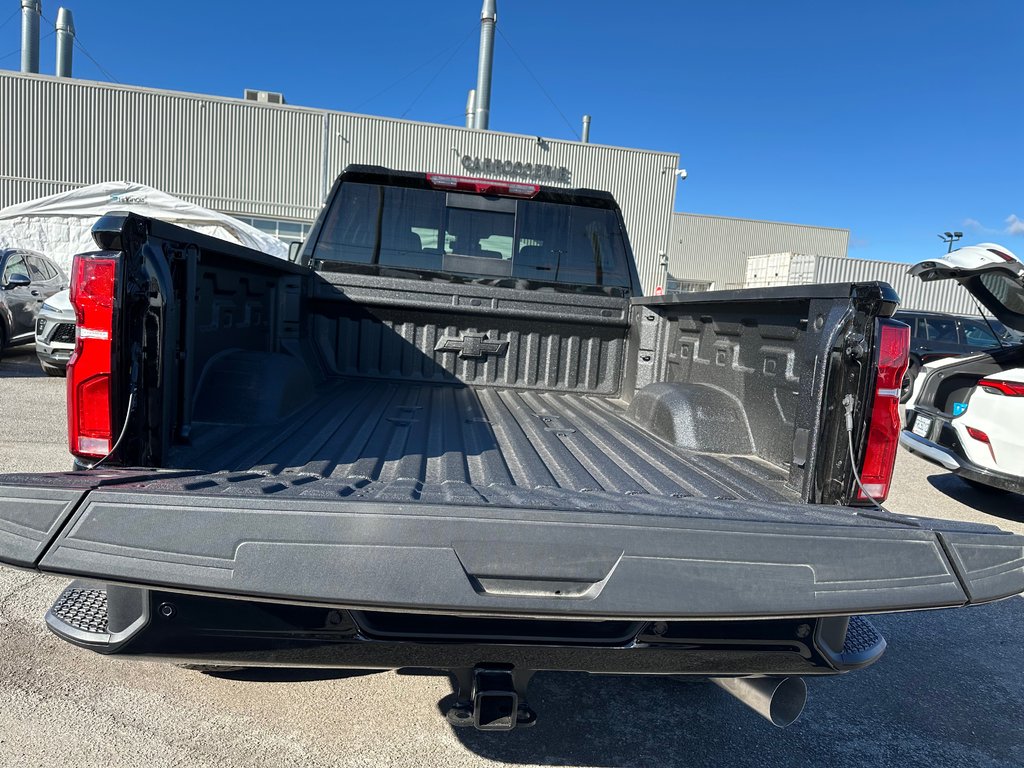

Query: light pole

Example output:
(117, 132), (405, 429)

(938, 231), (963, 253)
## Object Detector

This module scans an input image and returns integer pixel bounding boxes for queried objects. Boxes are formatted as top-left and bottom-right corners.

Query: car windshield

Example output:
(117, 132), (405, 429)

(312, 183), (633, 290)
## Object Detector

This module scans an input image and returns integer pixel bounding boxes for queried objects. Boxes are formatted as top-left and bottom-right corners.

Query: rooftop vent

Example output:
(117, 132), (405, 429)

(243, 89), (285, 105)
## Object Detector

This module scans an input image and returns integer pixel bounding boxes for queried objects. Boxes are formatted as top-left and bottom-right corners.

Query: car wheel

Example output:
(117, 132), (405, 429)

(41, 362), (66, 377)
(900, 360), (921, 404)
(961, 477), (1006, 494)
(0, 325), (6, 363)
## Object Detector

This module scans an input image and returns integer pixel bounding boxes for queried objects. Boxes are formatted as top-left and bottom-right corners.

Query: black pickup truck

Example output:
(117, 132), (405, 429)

(1, 166), (1021, 730)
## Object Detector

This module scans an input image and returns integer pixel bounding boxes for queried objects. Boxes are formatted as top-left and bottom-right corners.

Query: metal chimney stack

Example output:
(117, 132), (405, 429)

(582, 115), (591, 143)
(55, 7), (75, 77)
(465, 89), (477, 129)
(20, 0), (42, 74)
(472, 0), (496, 129)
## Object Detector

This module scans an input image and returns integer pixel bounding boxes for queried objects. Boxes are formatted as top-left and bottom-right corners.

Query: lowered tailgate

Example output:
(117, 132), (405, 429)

(2, 470), (1022, 620)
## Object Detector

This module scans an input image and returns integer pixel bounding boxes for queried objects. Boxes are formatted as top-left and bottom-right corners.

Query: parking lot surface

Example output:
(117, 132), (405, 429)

(1, 343), (1021, 768)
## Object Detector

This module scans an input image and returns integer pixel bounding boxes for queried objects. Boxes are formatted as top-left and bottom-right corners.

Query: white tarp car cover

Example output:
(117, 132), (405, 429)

(0, 182), (288, 273)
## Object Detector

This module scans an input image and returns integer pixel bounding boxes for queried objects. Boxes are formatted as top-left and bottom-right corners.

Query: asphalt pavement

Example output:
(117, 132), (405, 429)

(0, 343), (1021, 768)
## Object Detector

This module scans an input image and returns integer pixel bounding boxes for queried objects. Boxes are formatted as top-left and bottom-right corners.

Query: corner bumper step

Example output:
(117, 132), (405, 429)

(50, 584), (109, 634)
(45, 581), (150, 653)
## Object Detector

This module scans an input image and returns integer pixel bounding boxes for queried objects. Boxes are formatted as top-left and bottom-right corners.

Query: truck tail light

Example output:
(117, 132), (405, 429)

(857, 319), (911, 502)
(426, 174), (539, 198)
(67, 253), (119, 459)
(977, 378), (1024, 396)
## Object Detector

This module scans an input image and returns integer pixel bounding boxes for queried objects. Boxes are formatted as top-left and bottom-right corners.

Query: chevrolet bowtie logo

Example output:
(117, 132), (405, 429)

(435, 332), (509, 360)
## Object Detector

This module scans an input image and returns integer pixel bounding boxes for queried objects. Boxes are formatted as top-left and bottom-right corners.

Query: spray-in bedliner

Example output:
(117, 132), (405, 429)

(166, 378), (801, 507)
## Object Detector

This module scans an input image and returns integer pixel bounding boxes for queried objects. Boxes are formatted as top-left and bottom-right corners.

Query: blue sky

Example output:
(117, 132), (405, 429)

(2, 0), (1020, 262)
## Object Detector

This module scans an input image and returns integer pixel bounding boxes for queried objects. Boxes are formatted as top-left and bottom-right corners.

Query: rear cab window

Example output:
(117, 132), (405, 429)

(307, 170), (638, 295)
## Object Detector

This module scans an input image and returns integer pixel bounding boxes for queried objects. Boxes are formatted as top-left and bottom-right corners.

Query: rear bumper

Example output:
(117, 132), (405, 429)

(2, 470), (1022, 620)
(45, 580), (887, 676)
(900, 427), (1024, 494)
(899, 430), (961, 470)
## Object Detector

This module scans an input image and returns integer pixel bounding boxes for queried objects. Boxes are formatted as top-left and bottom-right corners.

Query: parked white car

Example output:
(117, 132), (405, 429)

(901, 243), (1024, 493)
(34, 288), (75, 376)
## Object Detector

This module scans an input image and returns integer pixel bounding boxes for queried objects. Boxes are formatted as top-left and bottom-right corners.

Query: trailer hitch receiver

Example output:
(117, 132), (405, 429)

(446, 667), (537, 731)
(474, 669), (518, 730)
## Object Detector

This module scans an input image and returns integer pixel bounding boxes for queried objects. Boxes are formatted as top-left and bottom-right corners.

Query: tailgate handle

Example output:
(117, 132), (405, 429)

(453, 541), (623, 599)
(468, 576), (608, 599)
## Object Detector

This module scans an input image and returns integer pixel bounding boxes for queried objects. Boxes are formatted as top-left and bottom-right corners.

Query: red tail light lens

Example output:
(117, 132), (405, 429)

(857, 319), (911, 502)
(68, 254), (119, 458)
(965, 425), (998, 463)
(426, 174), (539, 198)
(965, 426), (990, 442)
(978, 378), (1024, 396)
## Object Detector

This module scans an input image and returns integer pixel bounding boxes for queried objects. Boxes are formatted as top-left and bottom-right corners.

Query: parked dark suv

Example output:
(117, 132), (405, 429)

(0, 248), (68, 362)
(896, 309), (1019, 401)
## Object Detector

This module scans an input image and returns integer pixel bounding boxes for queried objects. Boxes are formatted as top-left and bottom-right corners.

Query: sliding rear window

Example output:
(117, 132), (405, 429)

(312, 183), (632, 289)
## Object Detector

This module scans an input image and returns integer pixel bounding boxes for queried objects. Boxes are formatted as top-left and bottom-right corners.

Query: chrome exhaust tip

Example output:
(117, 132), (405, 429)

(710, 676), (807, 728)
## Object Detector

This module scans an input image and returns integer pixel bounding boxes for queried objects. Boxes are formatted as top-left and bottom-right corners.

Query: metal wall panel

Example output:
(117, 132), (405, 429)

(0, 72), (678, 292)
(0, 73), (331, 221)
(669, 213), (849, 289)
(812, 255), (981, 315)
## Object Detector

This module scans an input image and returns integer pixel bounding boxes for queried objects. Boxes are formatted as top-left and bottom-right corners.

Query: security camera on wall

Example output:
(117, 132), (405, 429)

(674, 169), (688, 180)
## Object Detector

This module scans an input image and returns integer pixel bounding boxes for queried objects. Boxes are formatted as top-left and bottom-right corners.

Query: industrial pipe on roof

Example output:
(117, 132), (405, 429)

(465, 88), (477, 129)
(55, 7), (75, 77)
(472, 0), (496, 129)
(20, 0), (42, 74)
(582, 114), (591, 143)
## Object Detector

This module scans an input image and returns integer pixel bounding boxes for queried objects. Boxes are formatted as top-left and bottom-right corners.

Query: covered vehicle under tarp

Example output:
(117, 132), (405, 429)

(0, 182), (288, 272)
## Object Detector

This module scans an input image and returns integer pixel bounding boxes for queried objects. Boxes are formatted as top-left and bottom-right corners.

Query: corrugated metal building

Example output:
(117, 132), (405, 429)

(667, 213), (850, 290)
(0, 71), (680, 291)
(746, 252), (982, 315)
(814, 254), (981, 315)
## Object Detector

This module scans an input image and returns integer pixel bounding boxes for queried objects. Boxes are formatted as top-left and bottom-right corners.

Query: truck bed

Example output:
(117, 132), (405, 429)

(168, 378), (800, 511)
